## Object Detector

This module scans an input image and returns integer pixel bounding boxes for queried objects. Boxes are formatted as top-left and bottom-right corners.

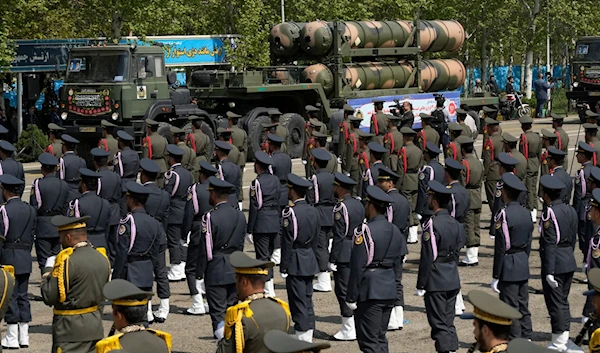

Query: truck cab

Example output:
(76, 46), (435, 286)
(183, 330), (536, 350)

(567, 37), (600, 120)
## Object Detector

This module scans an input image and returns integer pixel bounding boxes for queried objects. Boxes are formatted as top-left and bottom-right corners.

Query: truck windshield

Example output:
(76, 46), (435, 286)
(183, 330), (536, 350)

(66, 52), (129, 83)
(574, 41), (600, 62)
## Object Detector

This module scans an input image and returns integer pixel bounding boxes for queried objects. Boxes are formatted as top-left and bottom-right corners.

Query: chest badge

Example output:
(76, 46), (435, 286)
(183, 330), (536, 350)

(283, 219), (289, 228)
(354, 234), (364, 245)
(119, 225), (126, 235)
(335, 212), (341, 221)
(422, 231), (431, 241)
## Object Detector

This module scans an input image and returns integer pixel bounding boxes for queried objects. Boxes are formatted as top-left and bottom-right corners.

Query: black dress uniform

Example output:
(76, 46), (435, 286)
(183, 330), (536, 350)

(346, 186), (403, 353)
(0, 175), (35, 348)
(95, 280), (170, 353)
(539, 175), (578, 346)
(92, 148), (122, 263)
(361, 142), (387, 200)
(584, 175), (600, 319)
(490, 153), (526, 238)
(196, 177), (246, 334)
(114, 131), (140, 216)
(281, 174), (320, 341)
(583, 268), (600, 353)
(182, 161), (216, 315)
(139, 159), (171, 316)
(416, 142), (445, 221)
(215, 141), (242, 207)
(445, 159), (470, 224)
(57, 135), (86, 202)
(574, 142), (595, 259)
(164, 144), (194, 280)
(545, 148), (572, 205)
(0, 141), (24, 200)
(30, 153), (69, 273)
(269, 134), (293, 265)
(330, 173), (364, 341)
(378, 168), (410, 331)
(67, 169), (111, 249)
(112, 183), (165, 295)
(417, 180), (464, 353)
(307, 148), (336, 293)
(492, 173), (533, 339)
(247, 152), (281, 282)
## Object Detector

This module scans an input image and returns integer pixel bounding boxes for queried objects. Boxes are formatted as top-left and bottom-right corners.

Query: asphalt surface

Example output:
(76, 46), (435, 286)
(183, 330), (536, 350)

(17, 116), (597, 352)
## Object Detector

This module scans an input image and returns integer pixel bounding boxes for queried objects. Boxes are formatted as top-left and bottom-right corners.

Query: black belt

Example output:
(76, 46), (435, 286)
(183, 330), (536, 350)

(4, 243), (31, 250)
(261, 205), (279, 210)
(40, 210), (62, 216)
(367, 263), (393, 269)
(128, 254), (151, 262)
(528, 153), (538, 158)
(558, 242), (572, 248)
(196, 153), (203, 157)
(435, 256), (456, 263)
(152, 156), (164, 160)
(406, 168), (418, 173)
(66, 179), (80, 183)
(214, 248), (237, 255)
(465, 185), (480, 189)
(506, 247), (525, 254)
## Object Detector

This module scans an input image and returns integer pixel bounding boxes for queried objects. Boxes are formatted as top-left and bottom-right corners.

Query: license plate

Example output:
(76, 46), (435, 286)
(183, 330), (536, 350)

(79, 127), (96, 133)
(589, 92), (600, 96)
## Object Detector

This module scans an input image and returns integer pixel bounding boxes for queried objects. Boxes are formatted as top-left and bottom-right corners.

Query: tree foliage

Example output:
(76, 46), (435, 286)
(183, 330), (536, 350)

(3, 0), (600, 88)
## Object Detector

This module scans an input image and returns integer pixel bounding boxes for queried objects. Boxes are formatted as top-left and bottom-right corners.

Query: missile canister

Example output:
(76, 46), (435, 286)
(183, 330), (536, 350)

(299, 21), (333, 57)
(270, 22), (304, 56)
(341, 21), (413, 48)
(418, 20), (465, 52)
(421, 59), (466, 91)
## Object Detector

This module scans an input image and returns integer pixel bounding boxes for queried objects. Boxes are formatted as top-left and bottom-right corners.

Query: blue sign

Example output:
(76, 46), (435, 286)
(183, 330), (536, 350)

(8, 39), (99, 72)
(120, 35), (239, 67)
(349, 91), (460, 131)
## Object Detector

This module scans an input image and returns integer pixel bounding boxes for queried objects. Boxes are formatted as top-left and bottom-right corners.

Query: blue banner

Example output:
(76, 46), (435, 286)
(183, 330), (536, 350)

(120, 36), (239, 67)
(8, 39), (98, 72)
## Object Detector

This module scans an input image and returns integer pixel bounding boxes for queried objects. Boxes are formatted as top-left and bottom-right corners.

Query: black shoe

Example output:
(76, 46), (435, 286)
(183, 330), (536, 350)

(153, 317), (166, 323)
(458, 262), (478, 267)
(2, 346), (18, 350)
(20, 345), (28, 349)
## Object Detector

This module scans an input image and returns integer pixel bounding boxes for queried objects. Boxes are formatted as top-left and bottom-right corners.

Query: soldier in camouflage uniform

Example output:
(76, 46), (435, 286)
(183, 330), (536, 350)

(481, 106), (502, 141)
(170, 127), (195, 172)
(269, 109), (288, 154)
(356, 130), (375, 198)
(142, 119), (168, 187)
(398, 127), (423, 243)
(551, 114), (569, 170)
(503, 133), (527, 180)
(45, 123), (65, 159)
(417, 114), (440, 150)
(539, 129), (558, 198)
(518, 116), (542, 222)
(446, 122), (465, 161)
(370, 99), (389, 145)
(98, 120), (118, 169)
(187, 116), (210, 182)
(383, 115), (403, 172)
(482, 118), (504, 211)
(585, 123), (600, 166)
(228, 112), (248, 210)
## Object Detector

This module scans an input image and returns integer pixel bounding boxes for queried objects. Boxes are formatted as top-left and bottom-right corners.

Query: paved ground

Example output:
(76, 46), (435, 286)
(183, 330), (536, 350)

(16, 116), (597, 352)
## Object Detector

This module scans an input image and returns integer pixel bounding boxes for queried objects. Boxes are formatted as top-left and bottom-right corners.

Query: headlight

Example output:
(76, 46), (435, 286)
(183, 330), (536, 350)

(60, 112), (68, 120)
(111, 113), (119, 121)
(573, 82), (579, 88)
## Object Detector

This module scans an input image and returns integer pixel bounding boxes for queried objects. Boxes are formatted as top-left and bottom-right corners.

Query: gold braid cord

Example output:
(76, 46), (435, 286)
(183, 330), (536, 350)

(147, 329), (173, 353)
(225, 300), (253, 353)
(51, 248), (74, 303)
(591, 328), (600, 353)
(486, 343), (509, 353)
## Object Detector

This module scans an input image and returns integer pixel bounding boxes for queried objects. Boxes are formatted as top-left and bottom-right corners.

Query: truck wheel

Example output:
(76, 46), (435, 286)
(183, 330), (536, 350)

(280, 113), (305, 158)
(157, 124), (173, 144)
(248, 115), (270, 161)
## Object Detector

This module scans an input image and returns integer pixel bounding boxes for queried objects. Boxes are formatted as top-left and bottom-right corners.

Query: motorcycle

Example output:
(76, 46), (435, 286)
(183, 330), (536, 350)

(500, 93), (532, 120)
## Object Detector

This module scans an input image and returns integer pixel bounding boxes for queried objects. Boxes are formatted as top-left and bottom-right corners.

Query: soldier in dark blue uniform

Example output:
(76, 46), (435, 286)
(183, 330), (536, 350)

(281, 173), (320, 342)
(375, 167), (409, 331)
(583, 187), (600, 322)
(138, 158), (171, 323)
(346, 186), (403, 353)
(539, 175), (579, 350)
(361, 142), (387, 200)
(114, 131), (140, 217)
(574, 142), (596, 260)
(0, 141), (24, 188)
(182, 161), (217, 316)
(416, 142), (445, 224)
(267, 134), (292, 265)
(445, 159), (470, 224)
(214, 141), (241, 208)
(417, 180), (464, 353)
(490, 153), (524, 240)
(247, 151), (281, 297)
(91, 148), (122, 264)
(112, 182), (165, 324)
(164, 144), (194, 282)
(307, 148), (336, 293)
(547, 147), (572, 205)
(491, 173), (533, 339)
(57, 134), (86, 202)
(67, 168), (111, 249)
(329, 172), (364, 341)
(0, 174), (36, 349)
(196, 177), (246, 339)
(30, 153), (69, 274)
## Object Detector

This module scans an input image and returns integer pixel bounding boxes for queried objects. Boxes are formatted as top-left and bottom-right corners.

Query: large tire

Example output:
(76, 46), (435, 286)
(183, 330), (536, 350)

(247, 115), (270, 161)
(280, 113), (305, 158)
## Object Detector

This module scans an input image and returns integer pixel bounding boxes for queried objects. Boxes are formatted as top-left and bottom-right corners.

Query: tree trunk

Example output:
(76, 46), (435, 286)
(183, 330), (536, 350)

(111, 11), (123, 42)
(481, 26), (487, 86)
(520, 53), (526, 93)
(561, 43), (568, 85)
(522, 0), (541, 99)
(524, 48), (534, 99)
(508, 53), (514, 82)
(488, 47), (494, 80)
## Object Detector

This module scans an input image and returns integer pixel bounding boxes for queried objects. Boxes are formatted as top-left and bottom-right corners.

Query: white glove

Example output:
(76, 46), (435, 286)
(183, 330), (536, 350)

(245, 233), (254, 244)
(337, 157), (342, 164)
(214, 321), (225, 341)
(345, 301), (357, 311)
(45, 256), (56, 268)
(302, 160), (307, 165)
(416, 214), (423, 220)
(416, 289), (426, 297)
(327, 262), (337, 272)
(280, 272), (288, 279)
(356, 197), (362, 201)
(546, 274), (559, 289)
(180, 238), (189, 248)
(491, 279), (500, 294)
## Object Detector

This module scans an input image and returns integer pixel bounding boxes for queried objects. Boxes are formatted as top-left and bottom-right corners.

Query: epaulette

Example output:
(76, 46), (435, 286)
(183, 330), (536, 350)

(224, 300), (253, 353)
(94, 333), (124, 353)
(147, 329), (173, 352)
(51, 247), (74, 303)
(2, 265), (14, 277)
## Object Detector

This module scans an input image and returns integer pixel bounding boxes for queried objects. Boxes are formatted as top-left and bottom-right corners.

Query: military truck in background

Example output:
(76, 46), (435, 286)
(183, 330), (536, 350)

(567, 36), (600, 122)
(59, 19), (498, 161)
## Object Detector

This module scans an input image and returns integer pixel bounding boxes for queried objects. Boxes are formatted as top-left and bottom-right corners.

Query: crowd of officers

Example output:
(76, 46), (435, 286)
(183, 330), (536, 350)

(0, 100), (597, 353)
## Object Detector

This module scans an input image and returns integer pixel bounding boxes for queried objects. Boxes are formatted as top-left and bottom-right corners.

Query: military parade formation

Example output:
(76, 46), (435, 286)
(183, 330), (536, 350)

(0, 101), (595, 353)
